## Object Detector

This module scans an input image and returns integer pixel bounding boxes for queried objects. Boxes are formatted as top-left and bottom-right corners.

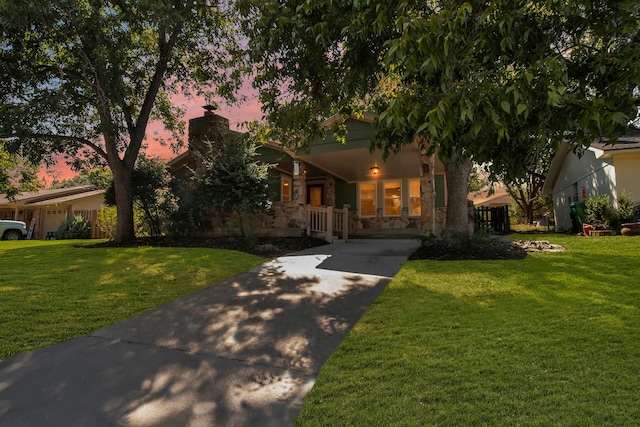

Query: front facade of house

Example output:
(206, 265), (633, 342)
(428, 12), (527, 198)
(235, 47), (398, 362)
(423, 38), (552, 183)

(169, 109), (450, 239)
(543, 131), (640, 232)
(0, 186), (106, 239)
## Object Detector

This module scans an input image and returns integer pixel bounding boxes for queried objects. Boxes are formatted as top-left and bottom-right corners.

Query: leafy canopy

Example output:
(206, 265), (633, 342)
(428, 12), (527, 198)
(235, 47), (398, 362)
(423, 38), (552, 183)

(0, 141), (42, 200)
(239, 0), (640, 176)
(1, 0), (246, 240)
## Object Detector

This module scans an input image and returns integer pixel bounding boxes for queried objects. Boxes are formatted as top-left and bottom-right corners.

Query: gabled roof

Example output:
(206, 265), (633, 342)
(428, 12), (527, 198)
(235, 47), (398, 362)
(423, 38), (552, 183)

(591, 128), (640, 158)
(26, 189), (105, 207)
(0, 185), (102, 206)
(543, 129), (640, 195)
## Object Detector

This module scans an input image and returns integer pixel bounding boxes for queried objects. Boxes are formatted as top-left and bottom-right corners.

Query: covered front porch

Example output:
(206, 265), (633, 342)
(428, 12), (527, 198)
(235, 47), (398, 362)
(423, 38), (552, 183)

(264, 114), (448, 239)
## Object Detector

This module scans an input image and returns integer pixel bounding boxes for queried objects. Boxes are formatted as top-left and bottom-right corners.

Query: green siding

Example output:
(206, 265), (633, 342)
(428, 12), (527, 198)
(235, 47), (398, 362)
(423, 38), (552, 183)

(257, 145), (293, 163)
(435, 174), (445, 208)
(335, 179), (356, 209)
(305, 120), (375, 155)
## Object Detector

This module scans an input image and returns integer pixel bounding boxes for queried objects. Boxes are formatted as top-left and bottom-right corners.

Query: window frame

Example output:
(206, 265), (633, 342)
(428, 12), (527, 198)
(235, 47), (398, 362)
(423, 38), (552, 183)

(359, 181), (377, 217)
(383, 180), (402, 217)
(281, 175), (292, 202)
(408, 178), (421, 217)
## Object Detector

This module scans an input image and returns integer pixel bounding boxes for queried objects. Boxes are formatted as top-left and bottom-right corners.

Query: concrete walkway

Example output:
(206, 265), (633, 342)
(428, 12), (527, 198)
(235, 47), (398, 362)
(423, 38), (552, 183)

(0, 238), (418, 427)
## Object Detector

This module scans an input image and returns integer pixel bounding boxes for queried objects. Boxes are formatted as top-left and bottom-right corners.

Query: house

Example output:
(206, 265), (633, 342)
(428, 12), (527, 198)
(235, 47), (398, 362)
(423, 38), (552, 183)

(0, 185), (106, 239)
(168, 108), (453, 240)
(543, 129), (640, 232)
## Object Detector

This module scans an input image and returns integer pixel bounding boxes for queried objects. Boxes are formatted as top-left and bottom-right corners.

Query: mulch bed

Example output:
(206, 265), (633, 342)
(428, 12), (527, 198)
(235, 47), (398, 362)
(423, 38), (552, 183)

(86, 235), (329, 258)
(87, 235), (560, 261)
(409, 238), (528, 261)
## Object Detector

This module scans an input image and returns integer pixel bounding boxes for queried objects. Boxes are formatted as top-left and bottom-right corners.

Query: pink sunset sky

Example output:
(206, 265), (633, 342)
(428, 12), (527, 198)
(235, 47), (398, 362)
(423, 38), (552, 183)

(41, 83), (263, 184)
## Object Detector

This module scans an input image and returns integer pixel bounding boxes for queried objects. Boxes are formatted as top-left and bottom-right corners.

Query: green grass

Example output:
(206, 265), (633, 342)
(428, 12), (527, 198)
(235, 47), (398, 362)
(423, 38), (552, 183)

(0, 240), (264, 359)
(296, 235), (640, 426)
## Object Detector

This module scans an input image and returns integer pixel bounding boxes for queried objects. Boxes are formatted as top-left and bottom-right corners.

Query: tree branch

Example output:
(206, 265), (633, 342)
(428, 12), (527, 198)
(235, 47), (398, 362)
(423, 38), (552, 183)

(0, 132), (108, 160)
(124, 23), (181, 168)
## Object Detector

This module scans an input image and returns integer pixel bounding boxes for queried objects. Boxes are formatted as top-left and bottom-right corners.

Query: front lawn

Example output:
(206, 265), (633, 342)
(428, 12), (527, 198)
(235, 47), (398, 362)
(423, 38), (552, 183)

(296, 235), (640, 426)
(0, 240), (264, 359)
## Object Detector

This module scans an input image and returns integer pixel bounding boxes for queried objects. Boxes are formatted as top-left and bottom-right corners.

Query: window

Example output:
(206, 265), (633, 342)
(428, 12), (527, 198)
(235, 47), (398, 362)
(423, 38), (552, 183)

(384, 181), (401, 216)
(409, 179), (421, 216)
(281, 176), (292, 201)
(359, 182), (376, 216)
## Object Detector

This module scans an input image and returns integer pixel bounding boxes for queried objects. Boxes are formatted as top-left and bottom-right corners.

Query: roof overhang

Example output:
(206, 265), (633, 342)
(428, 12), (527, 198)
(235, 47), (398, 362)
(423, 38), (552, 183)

(296, 142), (440, 183)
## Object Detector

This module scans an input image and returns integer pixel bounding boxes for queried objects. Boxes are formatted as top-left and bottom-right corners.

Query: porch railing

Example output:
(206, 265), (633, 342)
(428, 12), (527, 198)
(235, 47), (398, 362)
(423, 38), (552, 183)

(307, 204), (349, 243)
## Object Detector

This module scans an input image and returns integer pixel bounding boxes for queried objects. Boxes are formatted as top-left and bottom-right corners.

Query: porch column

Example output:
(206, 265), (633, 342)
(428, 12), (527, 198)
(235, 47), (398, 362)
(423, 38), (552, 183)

(291, 160), (307, 230)
(420, 150), (436, 235)
(292, 160), (307, 205)
(325, 175), (335, 207)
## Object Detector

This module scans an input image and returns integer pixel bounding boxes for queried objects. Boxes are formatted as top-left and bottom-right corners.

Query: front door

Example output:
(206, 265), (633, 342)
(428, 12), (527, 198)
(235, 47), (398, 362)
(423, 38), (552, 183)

(307, 184), (324, 207)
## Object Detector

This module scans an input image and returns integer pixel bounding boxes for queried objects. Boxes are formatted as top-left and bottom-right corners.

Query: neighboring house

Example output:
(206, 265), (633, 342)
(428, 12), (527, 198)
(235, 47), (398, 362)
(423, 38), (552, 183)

(0, 185), (106, 239)
(169, 108), (453, 240)
(470, 187), (510, 208)
(543, 130), (640, 232)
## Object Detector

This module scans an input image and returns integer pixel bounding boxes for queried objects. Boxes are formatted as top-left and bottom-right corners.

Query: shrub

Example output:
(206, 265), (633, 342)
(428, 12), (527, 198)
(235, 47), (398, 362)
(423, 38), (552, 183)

(618, 190), (635, 224)
(585, 191), (635, 232)
(54, 215), (90, 239)
(585, 194), (616, 230)
(96, 205), (148, 239)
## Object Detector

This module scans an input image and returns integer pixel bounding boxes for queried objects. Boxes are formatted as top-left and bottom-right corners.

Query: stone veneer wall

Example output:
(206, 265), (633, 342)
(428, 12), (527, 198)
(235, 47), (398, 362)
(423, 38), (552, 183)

(356, 207), (422, 231)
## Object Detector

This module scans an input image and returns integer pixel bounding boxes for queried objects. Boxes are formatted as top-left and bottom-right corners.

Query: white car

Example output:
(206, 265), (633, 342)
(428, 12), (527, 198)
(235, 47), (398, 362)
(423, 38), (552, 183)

(0, 220), (28, 240)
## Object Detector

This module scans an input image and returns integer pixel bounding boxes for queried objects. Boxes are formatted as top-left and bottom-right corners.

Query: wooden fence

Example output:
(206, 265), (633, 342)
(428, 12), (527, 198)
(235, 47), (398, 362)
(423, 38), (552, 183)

(474, 205), (510, 233)
(73, 209), (109, 239)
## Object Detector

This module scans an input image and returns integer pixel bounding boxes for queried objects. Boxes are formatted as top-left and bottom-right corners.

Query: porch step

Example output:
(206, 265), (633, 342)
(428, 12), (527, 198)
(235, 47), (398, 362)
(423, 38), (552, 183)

(310, 231), (345, 243)
(351, 229), (421, 239)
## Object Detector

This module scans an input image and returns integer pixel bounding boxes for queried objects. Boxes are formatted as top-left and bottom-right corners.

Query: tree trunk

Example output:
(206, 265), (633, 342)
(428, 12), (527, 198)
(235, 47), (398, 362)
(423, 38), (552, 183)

(111, 163), (136, 242)
(442, 154), (472, 237)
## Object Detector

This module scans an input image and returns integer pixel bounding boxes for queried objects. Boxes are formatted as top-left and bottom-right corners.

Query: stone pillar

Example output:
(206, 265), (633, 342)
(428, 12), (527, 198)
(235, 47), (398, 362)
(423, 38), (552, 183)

(325, 175), (335, 207)
(292, 160), (307, 205)
(288, 159), (307, 231)
(420, 150), (436, 235)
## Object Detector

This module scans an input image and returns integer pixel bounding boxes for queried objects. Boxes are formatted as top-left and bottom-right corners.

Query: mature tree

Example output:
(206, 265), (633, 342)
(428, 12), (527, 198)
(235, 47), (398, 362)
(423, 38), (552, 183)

(237, 0), (640, 235)
(0, 0), (244, 241)
(0, 141), (42, 200)
(51, 166), (113, 190)
(106, 155), (177, 236)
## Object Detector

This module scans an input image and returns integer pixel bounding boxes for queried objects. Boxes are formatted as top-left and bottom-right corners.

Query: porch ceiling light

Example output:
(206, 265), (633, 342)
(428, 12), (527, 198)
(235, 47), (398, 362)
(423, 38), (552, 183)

(370, 165), (380, 175)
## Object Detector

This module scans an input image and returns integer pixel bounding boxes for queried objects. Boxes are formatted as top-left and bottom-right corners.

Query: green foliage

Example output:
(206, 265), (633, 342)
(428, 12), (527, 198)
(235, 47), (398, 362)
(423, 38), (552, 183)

(618, 190), (635, 224)
(51, 167), (112, 190)
(106, 155), (178, 236)
(96, 206), (118, 240)
(238, 0), (640, 234)
(585, 194), (615, 230)
(585, 191), (635, 231)
(0, 240), (265, 358)
(0, 0), (246, 241)
(54, 215), (90, 240)
(0, 140), (42, 199)
(97, 205), (147, 239)
(189, 135), (272, 237)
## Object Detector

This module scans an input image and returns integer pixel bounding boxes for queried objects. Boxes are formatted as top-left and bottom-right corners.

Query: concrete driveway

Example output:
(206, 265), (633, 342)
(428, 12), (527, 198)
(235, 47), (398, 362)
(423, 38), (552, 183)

(0, 238), (418, 427)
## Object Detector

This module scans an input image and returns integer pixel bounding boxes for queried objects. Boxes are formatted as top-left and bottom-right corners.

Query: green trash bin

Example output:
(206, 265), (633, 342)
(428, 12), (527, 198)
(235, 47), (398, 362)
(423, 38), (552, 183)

(570, 202), (587, 229)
